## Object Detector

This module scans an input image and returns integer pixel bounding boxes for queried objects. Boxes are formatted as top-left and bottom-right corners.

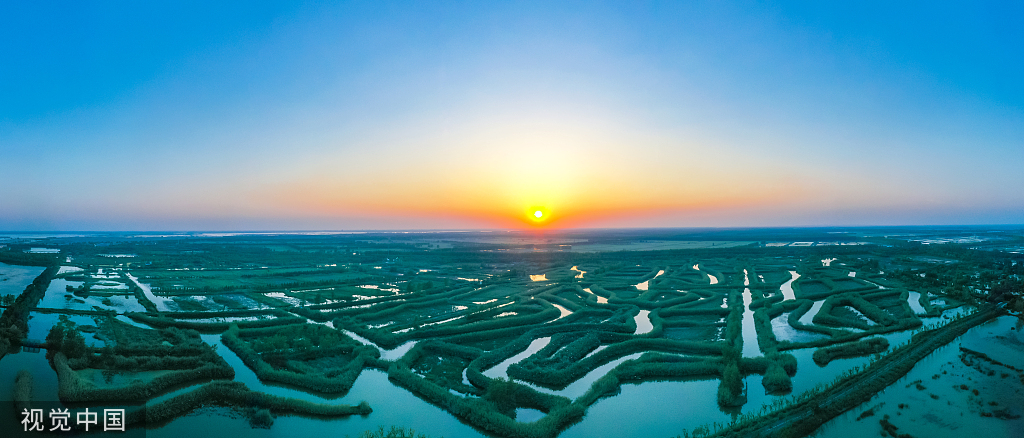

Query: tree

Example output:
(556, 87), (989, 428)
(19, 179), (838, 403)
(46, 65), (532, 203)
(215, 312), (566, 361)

(62, 329), (87, 359)
(45, 325), (66, 359)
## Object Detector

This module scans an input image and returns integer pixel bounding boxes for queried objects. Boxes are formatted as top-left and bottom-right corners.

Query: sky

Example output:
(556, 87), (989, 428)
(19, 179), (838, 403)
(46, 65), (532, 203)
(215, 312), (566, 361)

(2, 1), (1022, 231)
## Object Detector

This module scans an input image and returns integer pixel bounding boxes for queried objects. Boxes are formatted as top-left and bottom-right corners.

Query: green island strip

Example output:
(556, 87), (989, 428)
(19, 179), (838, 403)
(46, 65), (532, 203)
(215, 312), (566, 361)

(0, 265), (58, 358)
(125, 380), (371, 428)
(812, 337), (889, 366)
(51, 351), (235, 402)
(220, 323), (385, 394)
(126, 309), (306, 332)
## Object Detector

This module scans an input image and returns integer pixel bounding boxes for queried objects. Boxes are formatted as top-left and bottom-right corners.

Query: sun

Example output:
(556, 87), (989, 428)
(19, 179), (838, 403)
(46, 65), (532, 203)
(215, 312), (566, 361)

(526, 206), (550, 225)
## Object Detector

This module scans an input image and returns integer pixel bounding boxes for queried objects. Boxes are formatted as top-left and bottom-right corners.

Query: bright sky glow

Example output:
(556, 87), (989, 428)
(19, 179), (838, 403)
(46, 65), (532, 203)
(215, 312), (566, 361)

(1, 2), (1022, 230)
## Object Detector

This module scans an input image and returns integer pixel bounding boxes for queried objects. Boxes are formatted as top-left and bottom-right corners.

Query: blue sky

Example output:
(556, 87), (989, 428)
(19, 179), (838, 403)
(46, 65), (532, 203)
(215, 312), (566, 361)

(2, 1), (1022, 230)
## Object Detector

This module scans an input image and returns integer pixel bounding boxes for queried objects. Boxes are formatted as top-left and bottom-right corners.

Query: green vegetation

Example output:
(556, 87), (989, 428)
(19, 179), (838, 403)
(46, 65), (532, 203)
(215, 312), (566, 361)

(706, 306), (1001, 437)
(127, 309), (306, 332)
(812, 337), (889, 366)
(389, 363), (585, 438)
(46, 318), (87, 360)
(4, 228), (1020, 436)
(53, 351), (234, 403)
(0, 265), (57, 356)
(221, 323), (380, 394)
(126, 380), (371, 427)
(354, 426), (435, 438)
(47, 317), (235, 404)
(13, 369), (33, 412)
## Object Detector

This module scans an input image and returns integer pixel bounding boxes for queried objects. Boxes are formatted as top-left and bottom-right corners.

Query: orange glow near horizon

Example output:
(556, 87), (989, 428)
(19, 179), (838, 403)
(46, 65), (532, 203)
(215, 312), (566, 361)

(525, 206), (551, 227)
(252, 138), (819, 230)
(258, 173), (815, 229)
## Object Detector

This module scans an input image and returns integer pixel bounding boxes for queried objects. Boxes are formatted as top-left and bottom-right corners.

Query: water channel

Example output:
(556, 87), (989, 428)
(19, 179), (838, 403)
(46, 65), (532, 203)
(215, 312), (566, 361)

(634, 270), (664, 291)
(741, 270), (760, 357)
(0, 264), (992, 438)
(125, 273), (174, 312)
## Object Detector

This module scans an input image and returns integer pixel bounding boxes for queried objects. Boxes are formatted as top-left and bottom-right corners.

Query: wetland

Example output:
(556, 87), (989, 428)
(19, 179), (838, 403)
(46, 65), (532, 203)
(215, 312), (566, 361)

(1, 227), (1022, 437)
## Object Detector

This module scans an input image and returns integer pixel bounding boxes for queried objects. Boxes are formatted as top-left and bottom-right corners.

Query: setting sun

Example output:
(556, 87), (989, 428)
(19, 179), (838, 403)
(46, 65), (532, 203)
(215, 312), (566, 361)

(526, 206), (550, 225)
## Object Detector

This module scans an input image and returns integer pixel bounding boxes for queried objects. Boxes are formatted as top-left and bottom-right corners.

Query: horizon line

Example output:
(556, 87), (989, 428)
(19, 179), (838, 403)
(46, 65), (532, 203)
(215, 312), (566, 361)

(3, 224), (1024, 235)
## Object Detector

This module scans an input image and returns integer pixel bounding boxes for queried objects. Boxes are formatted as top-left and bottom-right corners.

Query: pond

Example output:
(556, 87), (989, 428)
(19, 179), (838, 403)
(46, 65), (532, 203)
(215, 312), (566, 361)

(0, 262), (45, 297)
(26, 311), (105, 346)
(560, 377), (735, 438)
(38, 278), (147, 313)
(814, 316), (1024, 438)
(515, 408), (545, 423)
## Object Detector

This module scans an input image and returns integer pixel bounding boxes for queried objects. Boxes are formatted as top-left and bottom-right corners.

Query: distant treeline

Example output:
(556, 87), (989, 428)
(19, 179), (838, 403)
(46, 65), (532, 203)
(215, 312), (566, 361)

(0, 250), (60, 267)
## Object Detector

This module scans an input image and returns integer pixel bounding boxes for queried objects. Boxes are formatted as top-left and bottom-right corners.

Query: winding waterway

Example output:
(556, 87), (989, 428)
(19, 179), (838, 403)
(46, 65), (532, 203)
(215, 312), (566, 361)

(126, 272), (173, 312)
(634, 270), (664, 291)
(780, 271), (799, 300)
(741, 270), (760, 357)
(483, 337), (551, 380)
(1, 264), (987, 438)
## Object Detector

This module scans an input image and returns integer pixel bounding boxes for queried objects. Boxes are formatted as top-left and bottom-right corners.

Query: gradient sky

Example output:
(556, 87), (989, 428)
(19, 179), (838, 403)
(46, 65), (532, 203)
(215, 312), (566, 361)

(2, 1), (1022, 230)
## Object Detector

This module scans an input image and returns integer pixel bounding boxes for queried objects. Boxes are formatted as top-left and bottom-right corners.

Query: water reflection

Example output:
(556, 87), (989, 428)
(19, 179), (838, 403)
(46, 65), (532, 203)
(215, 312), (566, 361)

(342, 329), (417, 361)
(551, 304), (573, 322)
(126, 273), (174, 312)
(907, 291), (926, 314)
(780, 271), (799, 300)
(483, 337), (551, 380)
(633, 310), (653, 335)
(634, 270), (664, 291)
(741, 270), (760, 357)
(583, 288), (608, 304)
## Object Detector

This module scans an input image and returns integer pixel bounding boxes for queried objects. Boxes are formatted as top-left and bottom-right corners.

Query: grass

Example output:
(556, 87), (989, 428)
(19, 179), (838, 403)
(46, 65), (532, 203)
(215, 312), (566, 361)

(355, 426), (436, 438)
